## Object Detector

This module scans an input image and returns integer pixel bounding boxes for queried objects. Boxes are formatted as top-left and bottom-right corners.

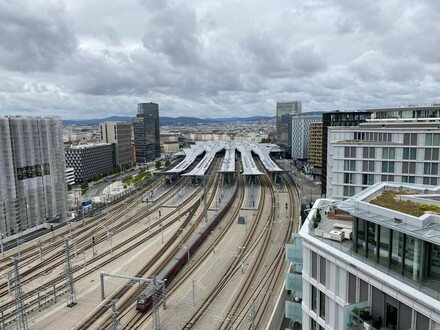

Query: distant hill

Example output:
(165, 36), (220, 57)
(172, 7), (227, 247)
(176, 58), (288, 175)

(62, 115), (274, 126)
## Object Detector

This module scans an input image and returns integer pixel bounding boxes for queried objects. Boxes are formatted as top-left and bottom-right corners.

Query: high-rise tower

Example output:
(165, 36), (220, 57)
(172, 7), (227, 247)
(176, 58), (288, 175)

(133, 102), (160, 164)
(0, 116), (67, 237)
(276, 101), (301, 157)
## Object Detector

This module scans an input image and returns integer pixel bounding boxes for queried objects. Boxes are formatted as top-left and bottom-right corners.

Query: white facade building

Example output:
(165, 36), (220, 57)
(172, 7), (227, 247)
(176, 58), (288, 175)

(65, 167), (75, 186)
(0, 116), (67, 237)
(297, 182), (440, 330)
(291, 115), (322, 160)
(327, 122), (440, 200)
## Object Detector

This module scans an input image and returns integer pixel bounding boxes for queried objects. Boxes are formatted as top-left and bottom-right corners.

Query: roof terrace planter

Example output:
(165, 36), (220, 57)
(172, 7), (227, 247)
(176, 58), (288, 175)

(369, 189), (440, 217)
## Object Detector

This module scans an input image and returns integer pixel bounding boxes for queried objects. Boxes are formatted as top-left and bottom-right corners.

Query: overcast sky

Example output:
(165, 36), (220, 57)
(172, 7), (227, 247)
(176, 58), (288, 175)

(0, 0), (439, 119)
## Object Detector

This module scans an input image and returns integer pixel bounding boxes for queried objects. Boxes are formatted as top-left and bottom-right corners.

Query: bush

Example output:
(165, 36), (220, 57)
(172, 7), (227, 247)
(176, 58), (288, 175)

(314, 209), (321, 222)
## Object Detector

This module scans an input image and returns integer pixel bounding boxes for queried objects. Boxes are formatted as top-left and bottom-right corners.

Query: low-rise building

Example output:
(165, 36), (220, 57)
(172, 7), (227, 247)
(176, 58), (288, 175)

(65, 143), (113, 182)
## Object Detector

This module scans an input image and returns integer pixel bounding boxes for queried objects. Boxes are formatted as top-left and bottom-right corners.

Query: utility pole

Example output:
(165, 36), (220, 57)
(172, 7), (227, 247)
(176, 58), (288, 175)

(65, 239), (77, 307)
(152, 276), (160, 330)
(107, 299), (119, 330)
(12, 257), (28, 330)
(204, 175), (208, 223)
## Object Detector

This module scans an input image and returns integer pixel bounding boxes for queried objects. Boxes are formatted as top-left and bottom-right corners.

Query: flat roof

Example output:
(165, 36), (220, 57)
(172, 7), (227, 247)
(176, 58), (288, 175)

(338, 182), (440, 245)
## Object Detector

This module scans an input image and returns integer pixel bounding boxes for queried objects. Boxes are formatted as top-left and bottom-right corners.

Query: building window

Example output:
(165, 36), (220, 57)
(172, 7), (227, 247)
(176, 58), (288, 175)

(426, 243), (440, 281)
(403, 133), (417, 145)
(403, 147), (417, 160)
(424, 148), (439, 160)
(402, 162), (416, 174)
(362, 160), (374, 172)
(424, 162), (438, 175)
(423, 177), (438, 185)
(344, 173), (355, 184)
(344, 146), (356, 158)
(367, 222), (377, 262)
(311, 251), (317, 280)
(362, 174), (374, 185)
(403, 236), (422, 282)
(381, 161), (395, 173)
(363, 147), (375, 158)
(386, 303), (398, 329)
(382, 147), (395, 159)
(344, 160), (356, 171)
(402, 176), (415, 183)
(359, 279), (368, 302)
(390, 231), (404, 274)
(356, 218), (366, 256)
(319, 256), (326, 285)
(381, 174), (394, 181)
(343, 185), (355, 197)
(416, 312), (430, 330)
(311, 285), (317, 312)
(379, 226), (391, 267)
(425, 133), (440, 146)
(319, 291), (326, 319)
(348, 272), (356, 304)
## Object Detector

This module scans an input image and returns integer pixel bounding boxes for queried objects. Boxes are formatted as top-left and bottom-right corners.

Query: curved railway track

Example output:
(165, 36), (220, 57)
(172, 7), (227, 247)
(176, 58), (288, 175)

(73, 158), (224, 329)
(1, 155), (300, 330)
(122, 164), (246, 329)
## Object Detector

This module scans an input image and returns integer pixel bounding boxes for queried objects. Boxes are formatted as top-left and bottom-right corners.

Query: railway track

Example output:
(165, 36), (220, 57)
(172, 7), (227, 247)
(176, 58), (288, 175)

(0, 174), (199, 325)
(122, 164), (246, 329)
(180, 159), (273, 329)
(1, 155), (299, 329)
(73, 158), (224, 329)
(224, 171), (296, 329)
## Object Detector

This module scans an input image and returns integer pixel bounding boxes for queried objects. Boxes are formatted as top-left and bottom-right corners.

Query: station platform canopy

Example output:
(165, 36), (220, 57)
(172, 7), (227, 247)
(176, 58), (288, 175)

(167, 141), (284, 176)
(218, 143), (236, 173)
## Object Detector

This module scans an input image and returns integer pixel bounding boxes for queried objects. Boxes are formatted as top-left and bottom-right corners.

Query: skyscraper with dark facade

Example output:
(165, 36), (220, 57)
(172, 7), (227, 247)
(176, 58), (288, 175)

(276, 101), (301, 157)
(133, 102), (160, 163)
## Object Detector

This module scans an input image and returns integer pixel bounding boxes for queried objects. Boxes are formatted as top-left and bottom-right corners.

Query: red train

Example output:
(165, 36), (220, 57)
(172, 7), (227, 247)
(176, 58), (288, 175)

(136, 180), (238, 312)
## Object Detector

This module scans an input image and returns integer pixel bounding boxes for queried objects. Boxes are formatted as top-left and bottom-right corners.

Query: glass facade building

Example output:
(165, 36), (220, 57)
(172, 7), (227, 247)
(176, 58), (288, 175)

(133, 102), (160, 163)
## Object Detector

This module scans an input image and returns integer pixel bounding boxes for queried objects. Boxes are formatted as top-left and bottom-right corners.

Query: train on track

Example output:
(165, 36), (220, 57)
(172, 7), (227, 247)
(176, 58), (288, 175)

(136, 180), (238, 312)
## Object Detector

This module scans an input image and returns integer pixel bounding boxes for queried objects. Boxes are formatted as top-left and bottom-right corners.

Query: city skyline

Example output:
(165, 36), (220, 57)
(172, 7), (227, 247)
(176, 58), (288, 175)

(0, 1), (439, 119)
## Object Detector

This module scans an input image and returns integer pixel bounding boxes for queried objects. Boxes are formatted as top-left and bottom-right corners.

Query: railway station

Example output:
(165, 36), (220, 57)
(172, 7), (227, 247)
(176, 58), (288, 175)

(0, 142), (298, 330)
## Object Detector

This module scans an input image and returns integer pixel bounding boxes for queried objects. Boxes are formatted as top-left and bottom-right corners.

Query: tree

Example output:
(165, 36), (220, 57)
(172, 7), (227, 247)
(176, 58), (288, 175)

(80, 181), (89, 195)
(165, 159), (171, 167)
(155, 160), (162, 169)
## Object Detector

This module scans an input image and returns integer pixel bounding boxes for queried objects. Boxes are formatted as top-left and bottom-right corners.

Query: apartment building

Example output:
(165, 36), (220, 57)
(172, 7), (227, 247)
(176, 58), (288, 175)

(323, 104), (440, 199)
(308, 122), (323, 168)
(291, 115), (322, 161)
(295, 182), (440, 329)
(327, 121), (440, 200)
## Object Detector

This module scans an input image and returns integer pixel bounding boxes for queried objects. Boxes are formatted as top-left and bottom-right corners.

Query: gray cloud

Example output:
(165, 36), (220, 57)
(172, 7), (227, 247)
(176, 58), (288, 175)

(0, 0), (439, 119)
(0, 1), (77, 72)
(141, 1), (202, 66)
